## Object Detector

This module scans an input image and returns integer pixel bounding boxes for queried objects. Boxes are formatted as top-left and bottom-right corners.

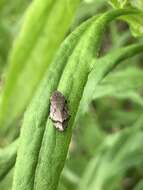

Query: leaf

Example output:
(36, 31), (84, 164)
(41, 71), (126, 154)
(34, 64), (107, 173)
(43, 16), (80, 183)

(12, 13), (96, 190)
(0, 139), (18, 180)
(0, 170), (13, 190)
(109, 0), (143, 10)
(134, 180), (143, 190)
(109, 0), (143, 36)
(0, 0), (80, 128)
(93, 67), (143, 104)
(12, 9), (136, 190)
(0, 0), (30, 73)
(78, 44), (143, 116)
(89, 68), (143, 131)
(78, 126), (143, 190)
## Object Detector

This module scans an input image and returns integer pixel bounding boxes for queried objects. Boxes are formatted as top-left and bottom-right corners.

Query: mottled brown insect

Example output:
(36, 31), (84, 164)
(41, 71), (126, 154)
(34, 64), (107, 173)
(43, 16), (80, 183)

(49, 90), (69, 131)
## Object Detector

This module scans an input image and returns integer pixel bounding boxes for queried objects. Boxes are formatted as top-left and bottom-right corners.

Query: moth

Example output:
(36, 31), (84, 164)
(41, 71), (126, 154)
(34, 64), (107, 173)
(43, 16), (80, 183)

(49, 90), (70, 131)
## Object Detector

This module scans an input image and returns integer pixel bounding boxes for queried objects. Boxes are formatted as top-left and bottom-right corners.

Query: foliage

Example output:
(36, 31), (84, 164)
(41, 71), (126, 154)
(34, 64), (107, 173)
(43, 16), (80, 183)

(0, 0), (143, 190)
(0, 0), (80, 129)
(109, 0), (143, 36)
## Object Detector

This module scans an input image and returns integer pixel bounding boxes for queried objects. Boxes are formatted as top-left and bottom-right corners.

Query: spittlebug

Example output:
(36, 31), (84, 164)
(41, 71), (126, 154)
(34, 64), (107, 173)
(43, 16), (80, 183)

(49, 91), (69, 131)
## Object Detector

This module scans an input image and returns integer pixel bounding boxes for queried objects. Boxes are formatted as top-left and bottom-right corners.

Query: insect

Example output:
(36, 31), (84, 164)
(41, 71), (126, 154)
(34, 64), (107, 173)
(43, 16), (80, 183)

(49, 90), (70, 131)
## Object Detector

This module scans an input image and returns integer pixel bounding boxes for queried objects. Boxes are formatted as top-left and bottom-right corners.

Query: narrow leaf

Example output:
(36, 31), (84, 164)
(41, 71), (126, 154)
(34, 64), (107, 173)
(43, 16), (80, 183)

(78, 44), (143, 115)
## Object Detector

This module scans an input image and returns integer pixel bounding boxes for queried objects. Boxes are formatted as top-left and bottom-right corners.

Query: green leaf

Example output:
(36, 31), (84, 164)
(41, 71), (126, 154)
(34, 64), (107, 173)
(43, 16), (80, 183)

(0, 170), (13, 190)
(78, 44), (143, 116)
(109, 0), (143, 36)
(12, 13), (96, 190)
(93, 67), (143, 104)
(0, 139), (18, 181)
(0, 0), (80, 128)
(109, 0), (143, 10)
(12, 9), (136, 190)
(78, 126), (143, 190)
(109, 0), (129, 8)
(0, 0), (30, 73)
(86, 68), (143, 132)
(134, 180), (143, 190)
